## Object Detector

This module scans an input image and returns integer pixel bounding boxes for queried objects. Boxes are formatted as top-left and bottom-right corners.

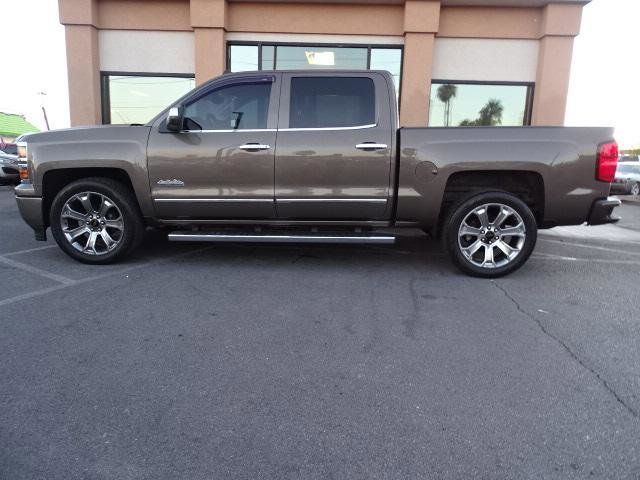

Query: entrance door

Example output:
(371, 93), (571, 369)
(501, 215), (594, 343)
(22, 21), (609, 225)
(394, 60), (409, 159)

(274, 73), (393, 220)
(147, 76), (279, 219)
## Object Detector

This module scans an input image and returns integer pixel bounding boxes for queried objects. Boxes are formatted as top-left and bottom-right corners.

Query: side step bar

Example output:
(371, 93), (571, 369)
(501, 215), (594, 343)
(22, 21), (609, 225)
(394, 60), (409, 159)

(168, 231), (396, 245)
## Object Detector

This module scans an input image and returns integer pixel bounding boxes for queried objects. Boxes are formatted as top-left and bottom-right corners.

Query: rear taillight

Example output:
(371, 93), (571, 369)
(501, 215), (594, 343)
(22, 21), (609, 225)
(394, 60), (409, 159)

(596, 141), (618, 182)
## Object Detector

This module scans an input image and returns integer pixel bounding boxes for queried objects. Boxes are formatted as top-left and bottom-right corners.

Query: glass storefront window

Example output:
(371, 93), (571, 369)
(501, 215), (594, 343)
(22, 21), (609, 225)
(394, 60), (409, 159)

(227, 43), (402, 92)
(370, 48), (402, 94)
(274, 46), (367, 70)
(429, 82), (532, 127)
(229, 45), (259, 72)
(103, 75), (195, 125)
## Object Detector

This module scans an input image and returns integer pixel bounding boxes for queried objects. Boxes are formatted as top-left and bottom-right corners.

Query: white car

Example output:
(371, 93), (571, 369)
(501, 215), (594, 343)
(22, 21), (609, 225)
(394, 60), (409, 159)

(0, 144), (19, 184)
(612, 162), (640, 196)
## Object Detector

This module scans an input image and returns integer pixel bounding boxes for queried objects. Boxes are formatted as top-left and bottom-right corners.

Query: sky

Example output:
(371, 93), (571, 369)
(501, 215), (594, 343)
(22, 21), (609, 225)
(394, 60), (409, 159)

(0, 0), (638, 147)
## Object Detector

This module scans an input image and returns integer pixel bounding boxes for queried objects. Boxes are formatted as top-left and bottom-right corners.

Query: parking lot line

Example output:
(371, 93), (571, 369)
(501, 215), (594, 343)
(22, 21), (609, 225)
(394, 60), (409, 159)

(0, 255), (76, 285)
(532, 252), (640, 265)
(0, 246), (214, 309)
(539, 237), (640, 256)
(3, 245), (58, 256)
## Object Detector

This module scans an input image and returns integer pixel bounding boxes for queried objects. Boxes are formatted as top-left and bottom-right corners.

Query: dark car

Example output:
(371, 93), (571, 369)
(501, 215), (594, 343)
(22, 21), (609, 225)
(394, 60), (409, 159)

(611, 162), (640, 196)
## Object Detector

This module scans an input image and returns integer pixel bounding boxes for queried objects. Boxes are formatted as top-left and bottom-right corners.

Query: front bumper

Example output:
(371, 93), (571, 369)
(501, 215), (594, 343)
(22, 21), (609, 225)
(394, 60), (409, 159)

(15, 183), (47, 241)
(587, 197), (621, 226)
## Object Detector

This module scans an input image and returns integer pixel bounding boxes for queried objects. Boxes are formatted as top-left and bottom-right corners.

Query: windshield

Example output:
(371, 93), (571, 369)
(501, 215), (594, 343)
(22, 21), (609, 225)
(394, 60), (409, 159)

(1, 144), (17, 155)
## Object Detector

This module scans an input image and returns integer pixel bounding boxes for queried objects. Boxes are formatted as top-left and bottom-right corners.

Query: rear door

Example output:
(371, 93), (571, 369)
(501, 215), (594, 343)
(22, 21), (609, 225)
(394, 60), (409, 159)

(147, 75), (279, 219)
(274, 73), (393, 219)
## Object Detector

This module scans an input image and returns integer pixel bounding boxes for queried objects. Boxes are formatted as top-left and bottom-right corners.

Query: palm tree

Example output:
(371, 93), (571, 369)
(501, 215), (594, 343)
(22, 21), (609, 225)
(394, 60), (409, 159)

(437, 84), (457, 126)
(477, 99), (504, 126)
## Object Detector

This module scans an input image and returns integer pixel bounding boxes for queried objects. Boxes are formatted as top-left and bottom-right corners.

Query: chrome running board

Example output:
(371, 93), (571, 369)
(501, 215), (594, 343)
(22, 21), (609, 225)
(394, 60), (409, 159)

(167, 231), (395, 244)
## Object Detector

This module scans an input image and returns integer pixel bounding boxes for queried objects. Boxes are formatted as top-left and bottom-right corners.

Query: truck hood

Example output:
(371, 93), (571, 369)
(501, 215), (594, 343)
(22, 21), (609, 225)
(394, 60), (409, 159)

(21, 124), (150, 144)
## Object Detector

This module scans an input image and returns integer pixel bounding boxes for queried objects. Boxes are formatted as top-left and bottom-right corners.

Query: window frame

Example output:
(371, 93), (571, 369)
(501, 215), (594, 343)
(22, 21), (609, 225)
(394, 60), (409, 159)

(100, 71), (196, 125)
(226, 41), (404, 108)
(429, 79), (535, 127)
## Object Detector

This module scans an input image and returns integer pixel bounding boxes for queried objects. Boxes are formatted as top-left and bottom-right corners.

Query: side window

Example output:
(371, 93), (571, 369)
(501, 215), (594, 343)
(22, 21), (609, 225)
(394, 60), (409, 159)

(289, 77), (375, 129)
(183, 82), (271, 130)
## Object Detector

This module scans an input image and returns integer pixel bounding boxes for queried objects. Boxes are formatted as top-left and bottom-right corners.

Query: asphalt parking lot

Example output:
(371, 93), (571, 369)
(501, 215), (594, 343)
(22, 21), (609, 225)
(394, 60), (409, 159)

(1, 185), (640, 479)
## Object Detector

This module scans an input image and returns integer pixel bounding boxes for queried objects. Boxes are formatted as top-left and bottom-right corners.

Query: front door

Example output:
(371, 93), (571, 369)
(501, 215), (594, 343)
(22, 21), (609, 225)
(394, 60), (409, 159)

(274, 73), (393, 220)
(147, 76), (279, 219)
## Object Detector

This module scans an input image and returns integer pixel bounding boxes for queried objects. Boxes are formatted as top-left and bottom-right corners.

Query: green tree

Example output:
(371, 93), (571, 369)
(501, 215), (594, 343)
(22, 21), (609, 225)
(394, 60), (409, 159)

(437, 84), (457, 127)
(458, 99), (504, 127)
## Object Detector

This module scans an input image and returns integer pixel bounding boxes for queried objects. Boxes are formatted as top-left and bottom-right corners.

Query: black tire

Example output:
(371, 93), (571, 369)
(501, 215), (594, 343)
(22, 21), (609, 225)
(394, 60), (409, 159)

(443, 191), (537, 278)
(631, 182), (640, 197)
(49, 177), (144, 264)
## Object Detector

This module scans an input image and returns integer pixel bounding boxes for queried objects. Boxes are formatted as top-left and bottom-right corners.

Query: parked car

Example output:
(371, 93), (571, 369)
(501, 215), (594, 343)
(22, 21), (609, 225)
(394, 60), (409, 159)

(0, 143), (19, 184)
(611, 162), (640, 196)
(13, 70), (620, 277)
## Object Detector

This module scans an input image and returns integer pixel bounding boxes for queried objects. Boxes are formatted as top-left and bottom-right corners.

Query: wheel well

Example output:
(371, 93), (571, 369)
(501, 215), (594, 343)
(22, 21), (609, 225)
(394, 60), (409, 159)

(439, 170), (545, 230)
(41, 168), (135, 226)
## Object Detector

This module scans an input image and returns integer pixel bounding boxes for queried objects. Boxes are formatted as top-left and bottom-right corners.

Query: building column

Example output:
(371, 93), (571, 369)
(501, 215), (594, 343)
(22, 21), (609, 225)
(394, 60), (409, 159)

(191, 0), (227, 85)
(399, 0), (440, 127)
(59, 0), (100, 126)
(531, 4), (583, 126)
(194, 28), (226, 85)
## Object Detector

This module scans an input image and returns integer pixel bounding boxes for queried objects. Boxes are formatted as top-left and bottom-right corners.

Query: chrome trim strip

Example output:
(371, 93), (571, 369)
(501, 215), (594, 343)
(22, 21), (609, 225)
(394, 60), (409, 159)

(181, 128), (277, 133)
(154, 198), (273, 203)
(168, 232), (396, 245)
(280, 124), (377, 132)
(276, 198), (387, 203)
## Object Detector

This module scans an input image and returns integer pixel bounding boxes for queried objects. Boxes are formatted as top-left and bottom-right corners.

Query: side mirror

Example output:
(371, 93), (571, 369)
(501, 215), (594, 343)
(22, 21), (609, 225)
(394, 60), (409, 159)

(166, 106), (184, 132)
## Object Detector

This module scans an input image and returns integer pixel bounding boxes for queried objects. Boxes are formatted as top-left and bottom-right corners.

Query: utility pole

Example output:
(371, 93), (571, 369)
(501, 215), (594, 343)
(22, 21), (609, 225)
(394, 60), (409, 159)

(37, 91), (50, 131)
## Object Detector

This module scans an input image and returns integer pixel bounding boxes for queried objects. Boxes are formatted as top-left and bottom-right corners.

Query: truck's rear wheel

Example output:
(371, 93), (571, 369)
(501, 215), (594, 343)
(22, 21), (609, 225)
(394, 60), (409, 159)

(50, 177), (144, 264)
(444, 191), (537, 278)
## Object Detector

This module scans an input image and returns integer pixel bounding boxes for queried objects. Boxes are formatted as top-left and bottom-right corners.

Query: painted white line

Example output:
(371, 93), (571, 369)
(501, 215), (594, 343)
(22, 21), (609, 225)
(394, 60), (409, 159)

(539, 237), (640, 257)
(3, 245), (57, 256)
(532, 252), (640, 266)
(0, 255), (76, 285)
(0, 246), (214, 308)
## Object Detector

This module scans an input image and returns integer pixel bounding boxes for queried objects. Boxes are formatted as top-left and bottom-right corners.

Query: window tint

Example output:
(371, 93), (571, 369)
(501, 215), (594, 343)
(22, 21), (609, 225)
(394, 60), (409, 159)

(289, 77), (375, 129)
(183, 82), (271, 130)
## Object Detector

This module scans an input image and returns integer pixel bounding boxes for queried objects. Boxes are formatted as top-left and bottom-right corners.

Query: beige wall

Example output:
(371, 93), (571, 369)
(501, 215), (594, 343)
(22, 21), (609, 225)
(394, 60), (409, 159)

(59, 0), (586, 127)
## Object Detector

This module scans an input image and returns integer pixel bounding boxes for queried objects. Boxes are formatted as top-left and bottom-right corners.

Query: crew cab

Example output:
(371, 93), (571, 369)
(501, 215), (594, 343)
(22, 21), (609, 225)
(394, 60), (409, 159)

(14, 70), (620, 277)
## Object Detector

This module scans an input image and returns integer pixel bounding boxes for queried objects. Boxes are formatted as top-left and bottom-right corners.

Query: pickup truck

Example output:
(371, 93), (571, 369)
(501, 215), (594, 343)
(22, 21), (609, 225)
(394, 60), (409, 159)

(14, 70), (620, 277)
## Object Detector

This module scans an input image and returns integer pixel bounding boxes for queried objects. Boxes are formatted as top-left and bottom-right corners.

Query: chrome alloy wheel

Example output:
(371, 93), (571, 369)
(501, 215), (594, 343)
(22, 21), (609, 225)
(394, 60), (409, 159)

(457, 203), (526, 269)
(60, 191), (124, 255)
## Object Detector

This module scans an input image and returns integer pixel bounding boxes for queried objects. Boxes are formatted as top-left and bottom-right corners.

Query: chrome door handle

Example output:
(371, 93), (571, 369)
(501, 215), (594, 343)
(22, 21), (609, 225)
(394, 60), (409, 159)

(238, 144), (271, 151)
(356, 143), (388, 150)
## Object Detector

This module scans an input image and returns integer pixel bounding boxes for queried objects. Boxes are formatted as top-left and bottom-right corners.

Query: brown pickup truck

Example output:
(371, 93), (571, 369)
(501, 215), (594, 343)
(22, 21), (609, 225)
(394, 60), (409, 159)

(14, 70), (620, 277)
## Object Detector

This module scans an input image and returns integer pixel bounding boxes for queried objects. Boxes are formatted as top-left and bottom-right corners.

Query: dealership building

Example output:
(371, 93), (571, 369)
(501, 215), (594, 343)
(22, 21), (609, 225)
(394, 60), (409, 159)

(59, 0), (589, 129)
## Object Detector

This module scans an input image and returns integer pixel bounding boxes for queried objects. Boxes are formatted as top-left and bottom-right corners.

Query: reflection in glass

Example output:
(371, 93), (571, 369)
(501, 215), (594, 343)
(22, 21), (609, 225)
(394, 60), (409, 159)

(275, 46), (367, 70)
(370, 48), (402, 94)
(429, 82), (530, 127)
(262, 46), (275, 70)
(107, 76), (195, 125)
(229, 45), (259, 72)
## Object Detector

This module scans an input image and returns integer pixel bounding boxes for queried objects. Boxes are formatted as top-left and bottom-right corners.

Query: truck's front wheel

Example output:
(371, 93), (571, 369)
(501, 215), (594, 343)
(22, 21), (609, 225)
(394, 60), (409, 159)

(50, 177), (144, 264)
(444, 192), (537, 278)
